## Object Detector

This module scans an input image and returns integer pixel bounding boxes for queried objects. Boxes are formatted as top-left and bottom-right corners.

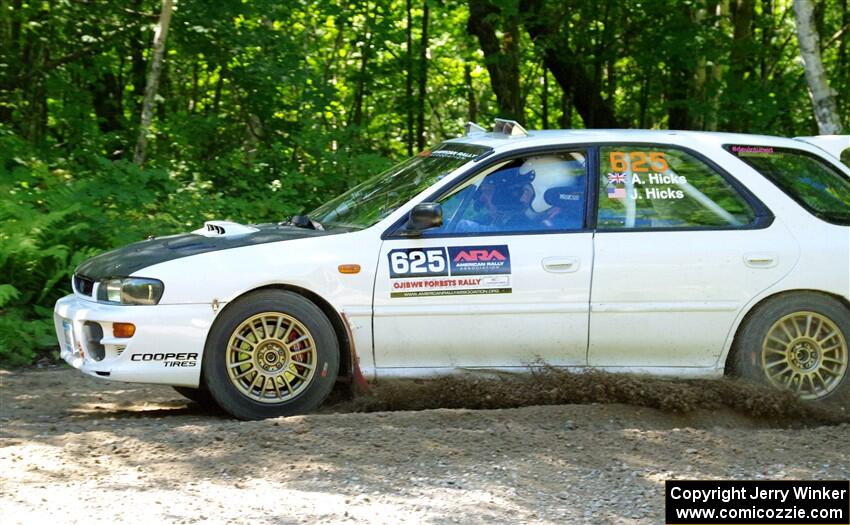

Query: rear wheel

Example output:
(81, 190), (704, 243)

(202, 290), (339, 420)
(733, 293), (849, 402)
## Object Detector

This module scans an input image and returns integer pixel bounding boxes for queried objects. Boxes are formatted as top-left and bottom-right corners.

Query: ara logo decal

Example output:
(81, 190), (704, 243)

(448, 245), (511, 276)
(452, 249), (507, 263)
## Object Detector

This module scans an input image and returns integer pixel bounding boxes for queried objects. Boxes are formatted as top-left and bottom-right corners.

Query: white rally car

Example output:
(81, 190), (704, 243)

(54, 121), (850, 419)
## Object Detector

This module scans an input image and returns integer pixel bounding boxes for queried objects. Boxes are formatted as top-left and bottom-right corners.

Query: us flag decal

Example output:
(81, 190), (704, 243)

(607, 186), (627, 199)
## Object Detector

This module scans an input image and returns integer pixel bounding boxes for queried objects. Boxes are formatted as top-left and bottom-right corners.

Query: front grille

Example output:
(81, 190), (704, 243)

(74, 275), (94, 296)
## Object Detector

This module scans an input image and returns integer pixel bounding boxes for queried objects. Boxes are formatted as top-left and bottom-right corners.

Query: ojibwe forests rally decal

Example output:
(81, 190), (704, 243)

(388, 245), (511, 298)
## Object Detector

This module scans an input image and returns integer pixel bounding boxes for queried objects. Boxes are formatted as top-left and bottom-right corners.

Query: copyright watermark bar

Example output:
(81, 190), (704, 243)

(665, 480), (850, 524)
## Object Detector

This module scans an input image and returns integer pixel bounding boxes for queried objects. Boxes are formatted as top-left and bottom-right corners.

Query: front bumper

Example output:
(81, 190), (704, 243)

(54, 294), (220, 387)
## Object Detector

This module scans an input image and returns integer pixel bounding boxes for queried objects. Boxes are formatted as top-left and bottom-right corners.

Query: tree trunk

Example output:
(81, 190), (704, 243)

(793, 0), (842, 134)
(0, 0), (21, 124)
(467, 0), (524, 123)
(27, 73), (47, 144)
(667, 3), (700, 129)
(415, 1), (429, 151)
(667, 5), (695, 130)
(22, 6), (48, 144)
(133, 0), (174, 165)
(541, 69), (549, 129)
(189, 61), (198, 113)
(87, 65), (124, 134)
(559, 82), (572, 128)
(465, 64), (477, 122)
(667, 68), (691, 129)
(837, 0), (848, 120)
(211, 65), (225, 115)
(352, 7), (374, 129)
(405, 0), (414, 155)
(520, 0), (619, 128)
(705, 0), (727, 131)
(729, 0), (754, 85)
(130, 0), (147, 113)
(725, 0), (754, 130)
(157, 58), (169, 122)
(590, 1), (613, 126)
(759, 0), (772, 82)
(693, 4), (709, 130)
(638, 74), (650, 129)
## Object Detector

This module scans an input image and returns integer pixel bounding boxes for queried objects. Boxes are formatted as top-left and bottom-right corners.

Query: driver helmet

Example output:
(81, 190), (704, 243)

(487, 162), (535, 213)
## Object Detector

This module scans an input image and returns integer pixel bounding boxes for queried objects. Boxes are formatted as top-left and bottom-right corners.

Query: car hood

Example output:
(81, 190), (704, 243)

(75, 223), (332, 280)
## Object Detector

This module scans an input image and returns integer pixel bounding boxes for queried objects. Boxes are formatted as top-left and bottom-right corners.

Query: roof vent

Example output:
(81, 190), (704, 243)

(464, 121), (487, 136)
(493, 118), (528, 137)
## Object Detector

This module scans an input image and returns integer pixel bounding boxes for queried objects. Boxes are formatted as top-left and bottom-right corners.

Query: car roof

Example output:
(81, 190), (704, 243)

(444, 129), (814, 152)
(795, 135), (850, 160)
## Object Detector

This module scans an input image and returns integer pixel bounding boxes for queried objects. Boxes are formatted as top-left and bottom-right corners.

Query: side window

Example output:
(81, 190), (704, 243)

(728, 145), (850, 225)
(597, 146), (756, 229)
(423, 152), (588, 235)
(841, 147), (850, 168)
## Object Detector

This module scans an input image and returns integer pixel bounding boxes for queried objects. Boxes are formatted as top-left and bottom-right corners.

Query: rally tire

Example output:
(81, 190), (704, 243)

(172, 385), (218, 408)
(202, 290), (340, 420)
(732, 292), (850, 403)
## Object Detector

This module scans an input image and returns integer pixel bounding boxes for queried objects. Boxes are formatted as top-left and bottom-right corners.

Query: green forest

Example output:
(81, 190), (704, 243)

(0, 0), (848, 363)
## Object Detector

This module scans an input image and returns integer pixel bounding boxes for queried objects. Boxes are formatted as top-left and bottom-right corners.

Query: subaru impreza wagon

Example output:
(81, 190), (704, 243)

(54, 120), (850, 419)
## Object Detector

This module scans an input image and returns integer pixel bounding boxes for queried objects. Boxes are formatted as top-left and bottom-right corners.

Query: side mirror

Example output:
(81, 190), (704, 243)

(407, 202), (443, 232)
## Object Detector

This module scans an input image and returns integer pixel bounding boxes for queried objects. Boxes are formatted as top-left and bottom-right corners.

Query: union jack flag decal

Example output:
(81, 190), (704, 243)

(607, 172), (626, 184)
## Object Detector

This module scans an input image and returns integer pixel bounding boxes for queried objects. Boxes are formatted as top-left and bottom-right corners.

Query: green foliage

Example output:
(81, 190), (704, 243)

(0, 126), (389, 364)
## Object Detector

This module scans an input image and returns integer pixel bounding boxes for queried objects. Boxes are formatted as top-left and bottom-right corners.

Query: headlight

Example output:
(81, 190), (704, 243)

(96, 278), (164, 305)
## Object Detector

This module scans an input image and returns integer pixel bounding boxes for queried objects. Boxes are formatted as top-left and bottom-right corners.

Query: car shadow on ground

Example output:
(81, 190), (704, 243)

(65, 402), (225, 420)
(2, 367), (849, 524)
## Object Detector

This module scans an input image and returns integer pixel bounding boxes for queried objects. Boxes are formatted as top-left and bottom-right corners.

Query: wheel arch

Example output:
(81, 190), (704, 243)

(209, 284), (353, 379)
(723, 288), (850, 375)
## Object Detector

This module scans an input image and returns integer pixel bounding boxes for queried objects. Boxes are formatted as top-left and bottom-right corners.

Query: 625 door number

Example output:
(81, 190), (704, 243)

(388, 248), (449, 278)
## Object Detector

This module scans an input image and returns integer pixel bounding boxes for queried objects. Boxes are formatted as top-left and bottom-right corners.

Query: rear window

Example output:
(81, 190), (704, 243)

(598, 145), (756, 229)
(726, 145), (850, 225)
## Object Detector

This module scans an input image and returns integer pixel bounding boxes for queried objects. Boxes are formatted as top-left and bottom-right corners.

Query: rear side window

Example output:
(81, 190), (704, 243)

(727, 145), (850, 225)
(596, 146), (756, 229)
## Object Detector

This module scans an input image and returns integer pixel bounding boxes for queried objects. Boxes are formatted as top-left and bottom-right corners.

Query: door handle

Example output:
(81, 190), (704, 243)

(744, 253), (778, 269)
(542, 257), (580, 273)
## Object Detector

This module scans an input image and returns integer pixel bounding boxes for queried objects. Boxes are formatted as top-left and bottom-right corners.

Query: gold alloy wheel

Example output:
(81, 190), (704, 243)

(226, 312), (317, 403)
(761, 311), (848, 400)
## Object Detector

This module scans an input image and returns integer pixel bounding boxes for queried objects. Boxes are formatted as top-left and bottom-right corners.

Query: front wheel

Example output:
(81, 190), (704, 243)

(202, 290), (340, 420)
(733, 292), (849, 402)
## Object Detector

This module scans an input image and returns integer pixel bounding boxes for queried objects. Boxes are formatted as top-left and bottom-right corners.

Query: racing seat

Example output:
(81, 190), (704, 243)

(542, 186), (584, 229)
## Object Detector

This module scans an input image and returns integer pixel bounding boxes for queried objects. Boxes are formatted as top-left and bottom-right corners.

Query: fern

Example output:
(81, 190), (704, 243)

(0, 129), (317, 364)
(0, 284), (20, 308)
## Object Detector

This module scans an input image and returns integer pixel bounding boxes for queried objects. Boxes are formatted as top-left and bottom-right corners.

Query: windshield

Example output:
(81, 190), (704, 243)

(727, 145), (850, 225)
(311, 143), (491, 229)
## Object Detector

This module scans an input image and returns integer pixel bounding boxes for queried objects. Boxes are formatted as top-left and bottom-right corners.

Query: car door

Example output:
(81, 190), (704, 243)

(587, 144), (798, 369)
(373, 150), (593, 370)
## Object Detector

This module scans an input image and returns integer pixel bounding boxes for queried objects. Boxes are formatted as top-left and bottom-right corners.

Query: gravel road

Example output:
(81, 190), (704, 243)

(1, 367), (848, 524)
